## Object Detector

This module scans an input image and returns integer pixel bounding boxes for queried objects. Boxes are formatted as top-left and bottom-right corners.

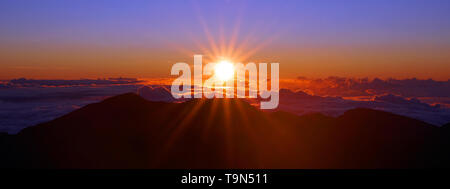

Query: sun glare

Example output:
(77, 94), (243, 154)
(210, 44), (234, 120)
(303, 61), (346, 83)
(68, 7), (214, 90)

(214, 60), (234, 81)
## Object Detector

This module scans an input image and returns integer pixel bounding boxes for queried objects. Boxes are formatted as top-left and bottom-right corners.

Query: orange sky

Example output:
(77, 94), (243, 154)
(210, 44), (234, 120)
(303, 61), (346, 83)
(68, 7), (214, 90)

(1, 41), (449, 80)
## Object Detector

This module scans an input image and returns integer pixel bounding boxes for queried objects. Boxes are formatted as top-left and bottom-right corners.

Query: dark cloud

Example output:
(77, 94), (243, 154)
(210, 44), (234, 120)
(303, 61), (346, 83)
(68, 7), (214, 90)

(294, 77), (450, 98)
(7, 78), (141, 87)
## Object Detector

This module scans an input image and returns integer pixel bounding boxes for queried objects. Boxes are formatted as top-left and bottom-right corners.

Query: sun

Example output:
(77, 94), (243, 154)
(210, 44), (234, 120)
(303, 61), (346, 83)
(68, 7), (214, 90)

(214, 60), (234, 81)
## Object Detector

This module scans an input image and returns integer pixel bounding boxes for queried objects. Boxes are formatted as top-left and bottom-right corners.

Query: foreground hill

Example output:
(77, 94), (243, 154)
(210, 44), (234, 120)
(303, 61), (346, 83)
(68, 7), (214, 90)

(1, 93), (449, 168)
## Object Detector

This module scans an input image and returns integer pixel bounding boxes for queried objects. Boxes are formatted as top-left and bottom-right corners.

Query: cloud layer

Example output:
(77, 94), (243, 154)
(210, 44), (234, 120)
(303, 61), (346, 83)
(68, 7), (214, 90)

(1, 78), (450, 134)
(289, 77), (450, 98)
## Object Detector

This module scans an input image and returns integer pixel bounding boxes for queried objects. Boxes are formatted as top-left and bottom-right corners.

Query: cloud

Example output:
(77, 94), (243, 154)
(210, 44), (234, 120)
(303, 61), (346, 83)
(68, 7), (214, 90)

(7, 78), (141, 87)
(291, 76), (450, 98)
(276, 90), (450, 126)
(0, 79), (143, 134)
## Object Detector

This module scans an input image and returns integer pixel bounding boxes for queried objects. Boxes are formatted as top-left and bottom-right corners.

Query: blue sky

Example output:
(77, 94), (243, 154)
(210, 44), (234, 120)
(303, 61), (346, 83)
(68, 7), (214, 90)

(1, 0), (449, 45)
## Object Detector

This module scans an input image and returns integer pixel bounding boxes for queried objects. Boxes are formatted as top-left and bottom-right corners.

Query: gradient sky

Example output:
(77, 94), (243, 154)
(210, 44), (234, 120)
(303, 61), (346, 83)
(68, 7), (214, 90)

(1, 0), (450, 80)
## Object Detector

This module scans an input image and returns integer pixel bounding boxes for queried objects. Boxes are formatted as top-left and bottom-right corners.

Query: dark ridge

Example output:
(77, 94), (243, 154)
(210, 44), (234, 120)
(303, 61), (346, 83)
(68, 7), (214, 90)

(1, 93), (449, 168)
(339, 108), (435, 127)
(443, 122), (450, 129)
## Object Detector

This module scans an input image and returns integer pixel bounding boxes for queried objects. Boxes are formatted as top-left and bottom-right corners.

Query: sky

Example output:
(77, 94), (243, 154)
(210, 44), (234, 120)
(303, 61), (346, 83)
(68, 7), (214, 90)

(1, 0), (450, 80)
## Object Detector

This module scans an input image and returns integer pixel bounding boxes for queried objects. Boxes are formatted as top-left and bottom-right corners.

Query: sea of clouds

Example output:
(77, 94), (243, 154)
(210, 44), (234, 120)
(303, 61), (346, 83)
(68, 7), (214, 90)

(1, 78), (449, 134)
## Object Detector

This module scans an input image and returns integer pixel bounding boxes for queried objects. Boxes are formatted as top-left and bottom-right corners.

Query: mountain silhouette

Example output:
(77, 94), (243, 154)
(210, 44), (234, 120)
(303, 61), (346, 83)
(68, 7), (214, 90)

(443, 122), (450, 128)
(1, 93), (449, 168)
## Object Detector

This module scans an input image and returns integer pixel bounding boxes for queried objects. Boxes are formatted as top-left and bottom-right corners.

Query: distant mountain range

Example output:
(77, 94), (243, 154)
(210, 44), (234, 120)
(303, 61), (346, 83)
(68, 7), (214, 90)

(1, 78), (449, 134)
(138, 86), (450, 126)
(1, 93), (449, 168)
